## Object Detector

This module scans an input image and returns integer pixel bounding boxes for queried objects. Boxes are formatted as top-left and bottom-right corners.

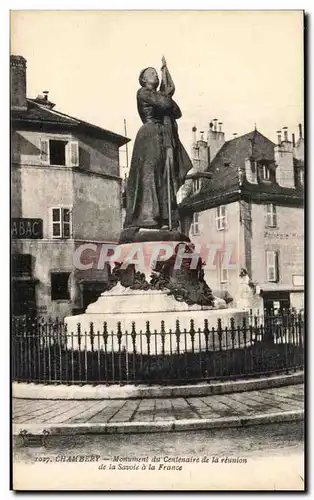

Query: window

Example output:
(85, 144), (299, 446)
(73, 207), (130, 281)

(12, 254), (32, 277)
(191, 212), (199, 235)
(51, 272), (70, 301)
(218, 252), (228, 284)
(216, 206), (227, 230)
(259, 164), (271, 181)
(50, 140), (66, 166)
(266, 250), (279, 282)
(265, 204), (277, 228)
(192, 178), (201, 193)
(51, 207), (72, 239)
(40, 138), (79, 167)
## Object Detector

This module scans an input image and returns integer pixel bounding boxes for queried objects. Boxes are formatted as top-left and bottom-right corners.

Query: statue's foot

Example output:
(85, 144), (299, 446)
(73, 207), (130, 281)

(161, 225), (169, 230)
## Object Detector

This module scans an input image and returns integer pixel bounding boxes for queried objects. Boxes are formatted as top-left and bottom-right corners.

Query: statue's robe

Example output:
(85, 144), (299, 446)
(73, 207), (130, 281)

(124, 87), (193, 229)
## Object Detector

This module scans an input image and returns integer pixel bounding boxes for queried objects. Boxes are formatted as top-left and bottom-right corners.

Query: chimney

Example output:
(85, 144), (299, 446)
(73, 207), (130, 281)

(10, 55), (27, 110)
(294, 124), (304, 161)
(200, 131), (204, 141)
(192, 126), (197, 144)
(274, 129), (294, 188)
(292, 133), (295, 147)
(43, 90), (49, 101)
(207, 118), (225, 163)
(233, 133), (238, 139)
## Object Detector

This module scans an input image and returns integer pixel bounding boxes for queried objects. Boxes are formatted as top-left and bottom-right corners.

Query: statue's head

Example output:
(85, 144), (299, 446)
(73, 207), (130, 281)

(139, 67), (159, 89)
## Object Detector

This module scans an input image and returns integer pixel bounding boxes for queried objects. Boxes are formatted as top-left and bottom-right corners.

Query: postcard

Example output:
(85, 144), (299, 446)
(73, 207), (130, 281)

(11, 9), (304, 491)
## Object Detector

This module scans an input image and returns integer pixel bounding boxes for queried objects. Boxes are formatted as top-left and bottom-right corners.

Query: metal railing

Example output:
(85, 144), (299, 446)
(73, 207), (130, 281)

(12, 310), (304, 385)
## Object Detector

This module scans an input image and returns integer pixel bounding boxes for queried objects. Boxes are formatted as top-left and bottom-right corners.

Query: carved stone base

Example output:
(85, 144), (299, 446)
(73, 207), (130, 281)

(102, 240), (215, 308)
(66, 287), (246, 352)
(64, 238), (246, 351)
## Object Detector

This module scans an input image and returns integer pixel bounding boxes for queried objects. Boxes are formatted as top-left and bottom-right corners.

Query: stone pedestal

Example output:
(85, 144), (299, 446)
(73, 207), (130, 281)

(65, 237), (248, 352)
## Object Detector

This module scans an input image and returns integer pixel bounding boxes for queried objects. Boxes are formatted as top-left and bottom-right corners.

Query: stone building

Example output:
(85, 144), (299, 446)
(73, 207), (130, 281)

(179, 120), (304, 313)
(11, 55), (130, 318)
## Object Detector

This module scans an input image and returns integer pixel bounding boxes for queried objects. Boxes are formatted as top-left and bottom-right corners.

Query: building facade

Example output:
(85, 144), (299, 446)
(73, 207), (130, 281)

(179, 121), (304, 313)
(11, 55), (130, 319)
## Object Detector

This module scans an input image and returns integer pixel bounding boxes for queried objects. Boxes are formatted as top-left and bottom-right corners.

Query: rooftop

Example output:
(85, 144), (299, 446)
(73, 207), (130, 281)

(180, 129), (303, 212)
(11, 98), (130, 147)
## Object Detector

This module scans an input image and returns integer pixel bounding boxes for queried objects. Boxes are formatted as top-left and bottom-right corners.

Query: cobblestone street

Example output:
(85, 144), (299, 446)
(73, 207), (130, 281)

(13, 384), (303, 425)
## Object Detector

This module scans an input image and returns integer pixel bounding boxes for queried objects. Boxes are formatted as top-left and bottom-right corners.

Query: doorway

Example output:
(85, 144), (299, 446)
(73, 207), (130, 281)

(263, 291), (291, 315)
(12, 279), (37, 318)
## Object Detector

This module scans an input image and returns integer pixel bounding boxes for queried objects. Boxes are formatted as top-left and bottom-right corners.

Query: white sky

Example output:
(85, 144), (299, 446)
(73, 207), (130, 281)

(10, 10), (303, 172)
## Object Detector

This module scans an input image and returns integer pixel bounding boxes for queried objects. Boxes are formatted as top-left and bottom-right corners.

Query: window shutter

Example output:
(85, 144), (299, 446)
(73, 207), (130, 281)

(275, 251), (280, 282)
(266, 250), (278, 282)
(265, 205), (270, 226)
(40, 138), (49, 163)
(266, 251), (272, 281)
(69, 141), (79, 167)
(192, 213), (199, 235)
(219, 252), (228, 283)
(272, 205), (277, 227)
(223, 205), (226, 228)
(263, 166), (266, 179)
(216, 206), (223, 230)
(266, 204), (277, 227)
(62, 208), (72, 238)
(51, 207), (61, 238)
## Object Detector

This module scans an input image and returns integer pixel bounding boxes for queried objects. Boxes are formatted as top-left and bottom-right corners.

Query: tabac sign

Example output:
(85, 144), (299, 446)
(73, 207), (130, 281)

(11, 218), (43, 239)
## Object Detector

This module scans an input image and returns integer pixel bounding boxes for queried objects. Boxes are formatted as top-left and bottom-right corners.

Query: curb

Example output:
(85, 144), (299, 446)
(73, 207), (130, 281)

(13, 409), (304, 436)
(13, 371), (304, 400)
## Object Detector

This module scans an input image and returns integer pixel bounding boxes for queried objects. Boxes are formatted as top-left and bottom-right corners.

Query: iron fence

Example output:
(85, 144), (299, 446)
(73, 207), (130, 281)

(12, 310), (304, 385)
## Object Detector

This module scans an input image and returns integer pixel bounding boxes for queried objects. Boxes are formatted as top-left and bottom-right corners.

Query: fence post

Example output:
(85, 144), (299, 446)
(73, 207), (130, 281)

(189, 319), (195, 354)
(145, 321), (151, 379)
(117, 322), (123, 385)
(204, 319), (209, 353)
(131, 322), (137, 382)
(77, 322), (82, 382)
(102, 321), (109, 384)
(89, 322), (94, 382)
(160, 320), (166, 356)
(263, 312), (275, 344)
(175, 319), (181, 355)
(217, 318), (222, 351)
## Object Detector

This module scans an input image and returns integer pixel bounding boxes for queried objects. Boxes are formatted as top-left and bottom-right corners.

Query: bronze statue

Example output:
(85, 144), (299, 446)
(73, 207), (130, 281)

(124, 57), (193, 232)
